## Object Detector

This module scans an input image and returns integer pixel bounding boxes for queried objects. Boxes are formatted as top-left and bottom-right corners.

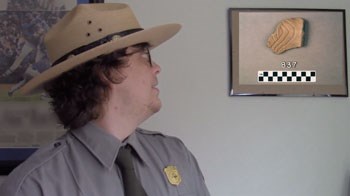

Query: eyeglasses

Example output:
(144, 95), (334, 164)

(124, 47), (153, 67)
(145, 48), (152, 67)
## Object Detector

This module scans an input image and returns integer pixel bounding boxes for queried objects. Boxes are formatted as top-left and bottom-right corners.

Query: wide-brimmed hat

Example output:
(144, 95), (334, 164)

(15, 3), (181, 95)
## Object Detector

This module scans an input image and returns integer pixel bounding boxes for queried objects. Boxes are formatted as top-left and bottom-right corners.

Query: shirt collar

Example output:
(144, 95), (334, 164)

(71, 123), (152, 169)
(71, 122), (122, 170)
(125, 129), (153, 167)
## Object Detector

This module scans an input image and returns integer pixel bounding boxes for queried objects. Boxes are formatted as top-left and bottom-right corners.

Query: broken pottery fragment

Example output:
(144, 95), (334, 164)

(267, 17), (305, 54)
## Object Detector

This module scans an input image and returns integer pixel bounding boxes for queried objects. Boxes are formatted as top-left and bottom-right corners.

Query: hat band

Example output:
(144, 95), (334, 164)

(52, 28), (144, 66)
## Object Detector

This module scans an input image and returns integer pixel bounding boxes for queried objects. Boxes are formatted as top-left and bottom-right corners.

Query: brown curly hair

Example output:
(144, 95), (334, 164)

(44, 43), (149, 130)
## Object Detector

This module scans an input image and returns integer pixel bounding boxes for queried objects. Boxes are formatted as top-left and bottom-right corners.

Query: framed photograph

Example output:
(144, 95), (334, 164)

(0, 0), (104, 175)
(229, 8), (348, 96)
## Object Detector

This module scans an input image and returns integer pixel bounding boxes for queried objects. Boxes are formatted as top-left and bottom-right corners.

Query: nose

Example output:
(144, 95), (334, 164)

(152, 61), (161, 74)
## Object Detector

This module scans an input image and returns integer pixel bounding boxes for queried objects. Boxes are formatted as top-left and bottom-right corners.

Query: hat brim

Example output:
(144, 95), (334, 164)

(17, 23), (181, 95)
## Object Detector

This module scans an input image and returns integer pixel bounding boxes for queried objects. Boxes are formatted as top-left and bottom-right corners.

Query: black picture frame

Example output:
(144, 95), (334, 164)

(0, 0), (103, 176)
(0, 148), (37, 175)
(228, 8), (348, 97)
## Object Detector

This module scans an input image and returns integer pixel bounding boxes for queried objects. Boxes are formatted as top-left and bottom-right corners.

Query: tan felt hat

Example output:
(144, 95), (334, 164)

(16, 3), (181, 95)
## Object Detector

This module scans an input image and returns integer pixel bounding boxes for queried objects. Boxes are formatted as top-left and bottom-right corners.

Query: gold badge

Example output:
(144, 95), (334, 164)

(164, 165), (182, 186)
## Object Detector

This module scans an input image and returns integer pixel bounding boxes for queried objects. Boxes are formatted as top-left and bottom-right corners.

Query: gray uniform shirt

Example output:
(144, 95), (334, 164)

(0, 122), (210, 196)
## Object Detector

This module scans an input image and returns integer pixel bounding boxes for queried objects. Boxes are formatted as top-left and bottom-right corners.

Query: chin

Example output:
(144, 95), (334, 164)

(150, 100), (162, 114)
(152, 103), (162, 113)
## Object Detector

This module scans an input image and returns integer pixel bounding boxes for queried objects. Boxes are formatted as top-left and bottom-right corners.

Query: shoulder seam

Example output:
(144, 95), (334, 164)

(14, 143), (67, 195)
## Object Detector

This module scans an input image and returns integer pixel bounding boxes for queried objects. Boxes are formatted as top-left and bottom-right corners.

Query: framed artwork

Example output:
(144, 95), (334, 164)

(229, 8), (348, 96)
(0, 0), (104, 175)
(0, 0), (105, 100)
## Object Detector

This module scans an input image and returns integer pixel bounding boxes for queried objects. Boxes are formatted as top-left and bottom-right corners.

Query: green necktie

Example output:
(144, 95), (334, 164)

(116, 145), (148, 196)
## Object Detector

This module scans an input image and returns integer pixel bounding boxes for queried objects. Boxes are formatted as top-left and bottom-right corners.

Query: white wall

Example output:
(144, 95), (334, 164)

(110, 0), (350, 196)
